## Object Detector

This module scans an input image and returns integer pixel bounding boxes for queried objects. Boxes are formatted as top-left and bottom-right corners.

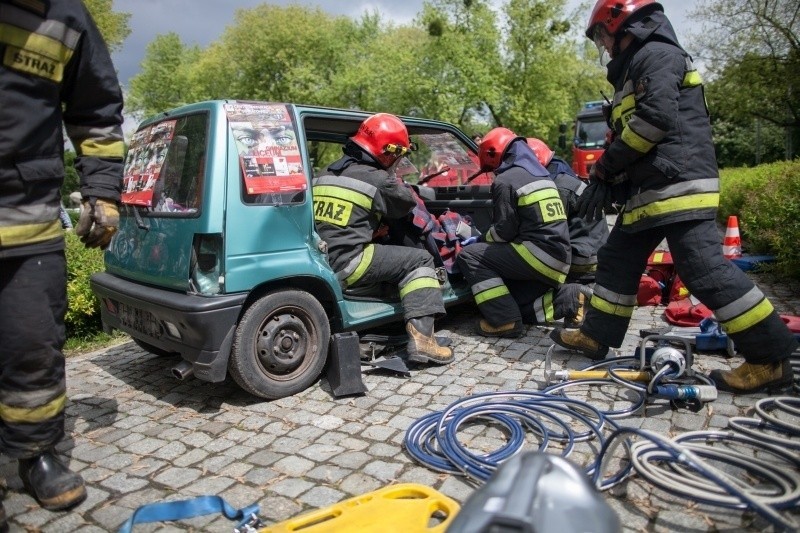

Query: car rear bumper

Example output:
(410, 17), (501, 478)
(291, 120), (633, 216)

(90, 272), (247, 382)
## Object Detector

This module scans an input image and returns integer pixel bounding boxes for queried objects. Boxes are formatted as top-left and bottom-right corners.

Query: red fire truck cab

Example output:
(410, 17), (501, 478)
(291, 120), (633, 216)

(571, 101), (608, 179)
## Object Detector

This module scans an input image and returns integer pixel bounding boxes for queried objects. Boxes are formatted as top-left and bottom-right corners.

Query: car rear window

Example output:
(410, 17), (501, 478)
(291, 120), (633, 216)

(122, 112), (209, 215)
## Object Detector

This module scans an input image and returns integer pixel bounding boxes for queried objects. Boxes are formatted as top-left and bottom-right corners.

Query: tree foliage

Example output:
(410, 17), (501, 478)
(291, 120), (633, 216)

(83, 0), (131, 53)
(125, 0), (607, 148)
(693, 0), (799, 163)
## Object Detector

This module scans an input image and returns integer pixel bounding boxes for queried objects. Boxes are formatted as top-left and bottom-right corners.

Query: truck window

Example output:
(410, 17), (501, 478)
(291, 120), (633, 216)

(122, 112), (209, 215)
(575, 118), (607, 149)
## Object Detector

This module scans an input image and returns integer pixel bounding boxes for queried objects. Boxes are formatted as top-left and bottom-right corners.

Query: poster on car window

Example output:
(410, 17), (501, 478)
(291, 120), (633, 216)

(224, 102), (306, 195)
(121, 120), (177, 206)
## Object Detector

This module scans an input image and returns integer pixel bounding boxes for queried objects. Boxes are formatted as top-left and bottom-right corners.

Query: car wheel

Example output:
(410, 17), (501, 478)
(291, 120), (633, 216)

(133, 338), (178, 358)
(229, 289), (330, 400)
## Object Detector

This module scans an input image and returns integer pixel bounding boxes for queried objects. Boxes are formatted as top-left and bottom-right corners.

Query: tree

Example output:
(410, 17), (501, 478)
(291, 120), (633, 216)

(693, 0), (800, 161)
(83, 0), (131, 52)
(125, 34), (201, 119)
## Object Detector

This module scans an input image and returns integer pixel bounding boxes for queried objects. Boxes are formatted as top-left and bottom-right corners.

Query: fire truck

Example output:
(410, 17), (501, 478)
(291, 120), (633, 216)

(570, 101), (608, 179)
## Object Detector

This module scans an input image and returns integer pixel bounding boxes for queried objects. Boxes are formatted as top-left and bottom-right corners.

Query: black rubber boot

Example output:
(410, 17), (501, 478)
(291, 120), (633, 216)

(406, 316), (454, 365)
(18, 451), (87, 511)
(0, 478), (7, 533)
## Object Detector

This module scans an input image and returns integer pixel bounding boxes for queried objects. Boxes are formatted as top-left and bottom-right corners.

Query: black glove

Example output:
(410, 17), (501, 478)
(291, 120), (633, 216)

(576, 168), (614, 221)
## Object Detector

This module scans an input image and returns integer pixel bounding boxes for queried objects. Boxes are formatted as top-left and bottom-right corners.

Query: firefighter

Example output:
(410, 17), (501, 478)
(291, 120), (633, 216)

(0, 0), (125, 519)
(313, 113), (453, 365)
(551, 0), (798, 394)
(456, 128), (589, 338)
(527, 138), (609, 284)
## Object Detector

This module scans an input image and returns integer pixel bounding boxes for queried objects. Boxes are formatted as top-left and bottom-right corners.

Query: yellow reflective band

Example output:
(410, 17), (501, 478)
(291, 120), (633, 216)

(720, 298), (774, 335)
(313, 196), (353, 226)
(683, 70), (702, 87)
(590, 295), (634, 318)
(0, 219), (62, 247)
(313, 185), (372, 211)
(0, 25), (73, 81)
(518, 188), (559, 207)
(621, 126), (655, 154)
(399, 277), (440, 299)
(344, 244), (374, 286)
(0, 393), (65, 424)
(511, 243), (567, 285)
(77, 138), (125, 159)
(542, 290), (554, 323)
(611, 94), (635, 124)
(475, 285), (510, 305)
(486, 230), (495, 243)
(622, 193), (719, 225)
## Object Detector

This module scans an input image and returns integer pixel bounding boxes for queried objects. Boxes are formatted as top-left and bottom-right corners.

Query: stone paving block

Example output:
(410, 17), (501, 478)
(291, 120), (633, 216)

(152, 467), (203, 489)
(272, 455), (315, 477)
(338, 472), (382, 495)
(298, 485), (346, 508)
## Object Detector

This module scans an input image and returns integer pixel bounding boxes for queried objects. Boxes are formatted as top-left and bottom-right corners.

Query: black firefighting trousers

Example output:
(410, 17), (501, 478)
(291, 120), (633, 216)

(583, 218), (798, 363)
(0, 252), (67, 458)
(339, 244), (445, 321)
(456, 242), (556, 327)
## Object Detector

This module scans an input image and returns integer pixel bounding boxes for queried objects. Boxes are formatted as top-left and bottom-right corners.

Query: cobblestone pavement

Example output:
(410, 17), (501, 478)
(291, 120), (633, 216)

(2, 270), (798, 532)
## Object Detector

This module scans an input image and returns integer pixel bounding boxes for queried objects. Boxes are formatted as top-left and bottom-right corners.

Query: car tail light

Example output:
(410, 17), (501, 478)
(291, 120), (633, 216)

(191, 233), (223, 295)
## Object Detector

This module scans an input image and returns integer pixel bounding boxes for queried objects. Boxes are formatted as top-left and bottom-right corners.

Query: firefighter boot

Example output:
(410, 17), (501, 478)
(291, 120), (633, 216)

(18, 451), (87, 511)
(549, 328), (608, 360)
(709, 359), (793, 394)
(477, 319), (523, 338)
(406, 317), (454, 365)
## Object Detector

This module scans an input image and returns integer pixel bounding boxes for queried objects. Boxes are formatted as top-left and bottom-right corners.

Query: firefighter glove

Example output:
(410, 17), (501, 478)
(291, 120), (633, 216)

(576, 178), (613, 222)
(75, 197), (119, 249)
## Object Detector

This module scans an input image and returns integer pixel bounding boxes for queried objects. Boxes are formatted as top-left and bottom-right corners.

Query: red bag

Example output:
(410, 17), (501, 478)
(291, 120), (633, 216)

(637, 274), (663, 306)
(668, 274), (689, 302)
(664, 299), (713, 327)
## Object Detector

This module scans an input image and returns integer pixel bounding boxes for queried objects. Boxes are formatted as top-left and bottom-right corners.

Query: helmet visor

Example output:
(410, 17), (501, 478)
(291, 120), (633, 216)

(592, 25), (613, 66)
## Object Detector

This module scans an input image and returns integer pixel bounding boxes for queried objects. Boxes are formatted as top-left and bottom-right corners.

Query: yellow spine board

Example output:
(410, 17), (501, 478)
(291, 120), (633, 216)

(259, 483), (460, 533)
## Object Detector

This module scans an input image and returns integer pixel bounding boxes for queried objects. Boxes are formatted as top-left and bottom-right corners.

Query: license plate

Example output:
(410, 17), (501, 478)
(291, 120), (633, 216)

(117, 302), (163, 338)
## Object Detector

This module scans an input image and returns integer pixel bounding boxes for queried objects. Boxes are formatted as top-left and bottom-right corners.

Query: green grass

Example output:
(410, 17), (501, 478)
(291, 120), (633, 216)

(64, 330), (129, 357)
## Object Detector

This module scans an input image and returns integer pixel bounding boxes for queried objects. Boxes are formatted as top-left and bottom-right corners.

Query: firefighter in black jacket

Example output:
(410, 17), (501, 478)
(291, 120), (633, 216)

(313, 113), (453, 365)
(0, 0), (124, 519)
(527, 138), (609, 283)
(456, 128), (589, 338)
(550, 0), (798, 394)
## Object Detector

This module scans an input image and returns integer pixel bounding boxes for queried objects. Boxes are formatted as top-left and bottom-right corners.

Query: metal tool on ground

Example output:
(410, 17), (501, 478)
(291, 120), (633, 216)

(639, 317), (735, 356)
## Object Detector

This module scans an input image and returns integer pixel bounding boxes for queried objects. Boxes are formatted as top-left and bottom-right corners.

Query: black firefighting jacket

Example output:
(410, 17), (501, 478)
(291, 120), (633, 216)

(597, 10), (719, 232)
(312, 143), (416, 272)
(484, 142), (571, 285)
(0, 0), (124, 258)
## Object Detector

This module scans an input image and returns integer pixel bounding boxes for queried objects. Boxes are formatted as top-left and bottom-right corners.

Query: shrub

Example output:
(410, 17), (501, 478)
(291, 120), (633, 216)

(719, 160), (800, 279)
(64, 231), (105, 337)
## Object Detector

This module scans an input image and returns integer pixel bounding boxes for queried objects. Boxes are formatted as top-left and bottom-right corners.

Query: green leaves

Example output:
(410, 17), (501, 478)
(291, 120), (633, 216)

(124, 1), (606, 148)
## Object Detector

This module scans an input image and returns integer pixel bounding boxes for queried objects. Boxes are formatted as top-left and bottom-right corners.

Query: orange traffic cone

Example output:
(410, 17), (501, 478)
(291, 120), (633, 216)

(722, 215), (742, 259)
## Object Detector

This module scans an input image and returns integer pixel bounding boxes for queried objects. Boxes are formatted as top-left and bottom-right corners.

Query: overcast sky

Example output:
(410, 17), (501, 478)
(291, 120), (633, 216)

(110, 0), (700, 91)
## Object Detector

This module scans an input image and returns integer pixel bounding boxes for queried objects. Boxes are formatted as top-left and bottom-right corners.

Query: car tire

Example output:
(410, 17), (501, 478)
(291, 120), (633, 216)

(229, 289), (330, 400)
(133, 338), (178, 358)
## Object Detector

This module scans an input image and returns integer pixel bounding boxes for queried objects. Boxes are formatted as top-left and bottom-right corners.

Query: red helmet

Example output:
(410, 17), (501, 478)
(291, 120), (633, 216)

(351, 113), (412, 168)
(585, 0), (662, 39)
(479, 127), (523, 171)
(526, 138), (555, 167)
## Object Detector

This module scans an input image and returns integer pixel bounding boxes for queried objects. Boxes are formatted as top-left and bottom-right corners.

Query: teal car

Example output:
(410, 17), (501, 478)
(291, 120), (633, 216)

(91, 101), (495, 399)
